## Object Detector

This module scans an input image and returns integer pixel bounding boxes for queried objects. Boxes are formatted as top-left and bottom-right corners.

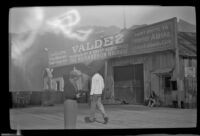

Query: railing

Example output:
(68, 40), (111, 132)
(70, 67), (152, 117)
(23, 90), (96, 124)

(15, 92), (32, 107)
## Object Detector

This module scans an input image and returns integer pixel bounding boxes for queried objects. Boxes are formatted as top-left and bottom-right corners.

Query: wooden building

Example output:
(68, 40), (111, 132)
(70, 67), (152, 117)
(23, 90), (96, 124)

(47, 17), (196, 107)
(107, 19), (196, 107)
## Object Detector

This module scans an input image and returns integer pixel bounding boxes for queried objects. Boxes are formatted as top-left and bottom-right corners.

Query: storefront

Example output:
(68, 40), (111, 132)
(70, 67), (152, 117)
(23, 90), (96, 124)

(47, 17), (196, 107)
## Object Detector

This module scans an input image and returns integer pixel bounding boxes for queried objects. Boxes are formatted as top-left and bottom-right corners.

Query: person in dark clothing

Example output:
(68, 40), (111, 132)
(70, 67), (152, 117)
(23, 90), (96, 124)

(148, 91), (157, 107)
(63, 70), (81, 129)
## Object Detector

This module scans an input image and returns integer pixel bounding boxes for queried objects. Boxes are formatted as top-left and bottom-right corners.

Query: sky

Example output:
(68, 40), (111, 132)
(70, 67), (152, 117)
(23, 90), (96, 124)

(9, 6), (196, 33)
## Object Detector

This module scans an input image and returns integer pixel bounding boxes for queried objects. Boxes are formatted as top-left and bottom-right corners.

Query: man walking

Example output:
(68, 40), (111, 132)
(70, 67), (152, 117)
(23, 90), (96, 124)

(86, 71), (109, 124)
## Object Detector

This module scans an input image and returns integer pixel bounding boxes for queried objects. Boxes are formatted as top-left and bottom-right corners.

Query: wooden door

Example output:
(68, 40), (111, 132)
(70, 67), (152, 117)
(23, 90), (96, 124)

(113, 64), (144, 104)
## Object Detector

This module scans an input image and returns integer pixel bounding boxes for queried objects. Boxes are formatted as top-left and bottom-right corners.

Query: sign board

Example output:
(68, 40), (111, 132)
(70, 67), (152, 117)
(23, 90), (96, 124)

(49, 33), (128, 67)
(48, 18), (177, 68)
(185, 67), (196, 77)
(128, 18), (176, 55)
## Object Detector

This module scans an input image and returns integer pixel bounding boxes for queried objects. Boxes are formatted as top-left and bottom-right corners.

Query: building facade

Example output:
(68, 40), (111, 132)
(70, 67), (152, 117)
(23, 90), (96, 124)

(44, 17), (196, 107)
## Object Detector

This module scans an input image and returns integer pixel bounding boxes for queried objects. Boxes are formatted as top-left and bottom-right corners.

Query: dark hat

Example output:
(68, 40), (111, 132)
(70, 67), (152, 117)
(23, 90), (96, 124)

(70, 69), (81, 78)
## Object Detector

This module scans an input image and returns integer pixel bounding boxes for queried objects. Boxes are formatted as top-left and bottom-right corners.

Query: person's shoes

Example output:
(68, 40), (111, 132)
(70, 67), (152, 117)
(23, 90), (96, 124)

(85, 117), (95, 123)
(103, 117), (109, 124)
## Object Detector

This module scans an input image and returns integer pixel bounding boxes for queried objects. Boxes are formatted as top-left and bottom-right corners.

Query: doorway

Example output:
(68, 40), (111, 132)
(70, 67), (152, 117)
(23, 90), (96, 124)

(113, 64), (144, 104)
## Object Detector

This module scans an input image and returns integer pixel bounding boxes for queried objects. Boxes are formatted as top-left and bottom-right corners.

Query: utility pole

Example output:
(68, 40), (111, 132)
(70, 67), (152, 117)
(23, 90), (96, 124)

(44, 48), (49, 67)
(123, 6), (127, 30)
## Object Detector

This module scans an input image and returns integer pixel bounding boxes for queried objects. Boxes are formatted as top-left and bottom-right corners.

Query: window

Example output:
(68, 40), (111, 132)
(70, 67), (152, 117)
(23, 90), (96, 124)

(165, 76), (171, 88)
(56, 81), (60, 91)
(171, 81), (177, 90)
(162, 75), (171, 93)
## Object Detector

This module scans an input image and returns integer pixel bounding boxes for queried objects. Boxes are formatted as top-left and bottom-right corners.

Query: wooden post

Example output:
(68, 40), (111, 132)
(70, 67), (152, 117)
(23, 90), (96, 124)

(104, 60), (108, 81)
(174, 18), (181, 108)
(104, 60), (108, 100)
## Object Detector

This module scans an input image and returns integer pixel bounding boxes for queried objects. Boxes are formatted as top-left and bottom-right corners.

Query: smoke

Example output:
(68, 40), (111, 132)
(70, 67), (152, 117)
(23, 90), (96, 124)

(11, 8), (93, 67)
(11, 7), (44, 66)
(10, 8), (94, 91)
(46, 9), (93, 42)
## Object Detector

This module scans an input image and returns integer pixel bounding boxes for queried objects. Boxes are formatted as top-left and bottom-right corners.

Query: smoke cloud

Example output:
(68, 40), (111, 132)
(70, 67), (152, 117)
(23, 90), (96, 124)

(11, 7), (44, 66)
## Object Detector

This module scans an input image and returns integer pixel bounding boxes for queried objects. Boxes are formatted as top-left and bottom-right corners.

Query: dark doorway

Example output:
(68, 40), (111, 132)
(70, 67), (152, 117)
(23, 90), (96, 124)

(56, 81), (60, 91)
(113, 64), (144, 104)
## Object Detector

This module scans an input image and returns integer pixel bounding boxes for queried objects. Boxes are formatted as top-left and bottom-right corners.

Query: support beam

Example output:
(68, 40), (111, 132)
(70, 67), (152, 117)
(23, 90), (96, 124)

(174, 18), (181, 108)
(104, 60), (108, 81)
(104, 60), (108, 100)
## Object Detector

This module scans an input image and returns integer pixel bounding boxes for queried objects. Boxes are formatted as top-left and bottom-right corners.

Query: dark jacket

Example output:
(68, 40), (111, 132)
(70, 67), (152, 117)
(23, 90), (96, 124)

(63, 74), (77, 100)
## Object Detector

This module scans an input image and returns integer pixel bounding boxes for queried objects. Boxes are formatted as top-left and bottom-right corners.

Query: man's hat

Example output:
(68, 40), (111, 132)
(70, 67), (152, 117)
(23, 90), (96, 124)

(70, 69), (82, 77)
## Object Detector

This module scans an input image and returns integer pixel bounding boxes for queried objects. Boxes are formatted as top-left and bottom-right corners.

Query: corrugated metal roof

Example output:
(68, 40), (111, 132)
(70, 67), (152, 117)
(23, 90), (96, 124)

(178, 32), (196, 57)
(178, 19), (196, 33)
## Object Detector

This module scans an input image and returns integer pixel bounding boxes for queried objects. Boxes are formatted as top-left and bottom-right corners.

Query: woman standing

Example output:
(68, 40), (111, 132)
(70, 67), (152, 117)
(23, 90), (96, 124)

(63, 70), (81, 129)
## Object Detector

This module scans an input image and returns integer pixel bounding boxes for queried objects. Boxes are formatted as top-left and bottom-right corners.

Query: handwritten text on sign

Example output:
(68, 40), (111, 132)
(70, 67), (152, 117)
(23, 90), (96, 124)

(128, 18), (176, 55)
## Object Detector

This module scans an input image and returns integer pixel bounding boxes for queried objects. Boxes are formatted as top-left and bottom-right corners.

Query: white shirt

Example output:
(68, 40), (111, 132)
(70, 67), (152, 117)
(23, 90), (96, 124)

(44, 68), (53, 78)
(90, 73), (104, 95)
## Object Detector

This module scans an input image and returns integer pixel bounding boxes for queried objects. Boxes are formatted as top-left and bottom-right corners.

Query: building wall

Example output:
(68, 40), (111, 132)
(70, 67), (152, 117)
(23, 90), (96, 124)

(181, 57), (197, 108)
(11, 51), (178, 107)
(106, 50), (175, 104)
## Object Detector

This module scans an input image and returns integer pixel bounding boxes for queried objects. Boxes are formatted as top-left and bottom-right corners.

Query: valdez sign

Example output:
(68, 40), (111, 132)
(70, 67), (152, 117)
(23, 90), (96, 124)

(68, 33), (128, 65)
(49, 33), (128, 67)
(72, 34), (124, 53)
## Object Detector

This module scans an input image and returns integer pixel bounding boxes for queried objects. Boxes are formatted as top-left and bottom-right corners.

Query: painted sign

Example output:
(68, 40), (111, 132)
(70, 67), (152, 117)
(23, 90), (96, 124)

(49, 33), (128, 67)
(48, 18), (177, 68)
(128, 18), (176, 55)
(185, 67), (196, 77)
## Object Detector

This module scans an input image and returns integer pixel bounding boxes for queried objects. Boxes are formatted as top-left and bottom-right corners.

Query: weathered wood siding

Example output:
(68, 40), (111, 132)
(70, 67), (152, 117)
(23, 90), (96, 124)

(107, 50), (175, 104)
